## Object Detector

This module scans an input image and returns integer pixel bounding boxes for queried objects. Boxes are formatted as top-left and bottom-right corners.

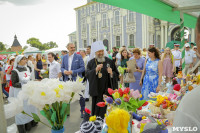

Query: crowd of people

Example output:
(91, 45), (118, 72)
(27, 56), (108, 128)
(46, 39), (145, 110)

(1, 16), (200, 133)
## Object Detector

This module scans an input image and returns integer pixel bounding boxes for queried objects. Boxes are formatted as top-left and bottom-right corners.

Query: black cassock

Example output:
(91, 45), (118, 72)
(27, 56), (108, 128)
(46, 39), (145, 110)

(86, 57), (119, 118)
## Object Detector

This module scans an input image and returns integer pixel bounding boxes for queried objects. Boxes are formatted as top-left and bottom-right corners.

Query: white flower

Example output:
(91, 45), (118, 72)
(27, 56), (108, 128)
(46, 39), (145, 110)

(17, 78), (85, 109)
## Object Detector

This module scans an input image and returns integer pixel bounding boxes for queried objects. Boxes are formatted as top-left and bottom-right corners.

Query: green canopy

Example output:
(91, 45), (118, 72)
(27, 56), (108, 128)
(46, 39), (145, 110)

(166, 41), (196, 49)
(166, 41), (181, 49)
(93, 0), (197, 28)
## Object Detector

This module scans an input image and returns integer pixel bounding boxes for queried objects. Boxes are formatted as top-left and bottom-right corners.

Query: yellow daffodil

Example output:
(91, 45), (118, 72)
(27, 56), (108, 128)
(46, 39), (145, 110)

(58, 84), (64, 89)
(113, 92), (120, 99)
(54, 88), (60, 95)
(55, 94), (60, 98)
(89, 116), (96, 122)
(140, 94), (142, 98)
(142, 116), (146, 120)
(41, 92), (46, 96)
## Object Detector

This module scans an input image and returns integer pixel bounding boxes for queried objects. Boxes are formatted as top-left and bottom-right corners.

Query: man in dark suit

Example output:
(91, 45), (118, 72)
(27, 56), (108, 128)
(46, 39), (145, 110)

(61, 43), (85, 118)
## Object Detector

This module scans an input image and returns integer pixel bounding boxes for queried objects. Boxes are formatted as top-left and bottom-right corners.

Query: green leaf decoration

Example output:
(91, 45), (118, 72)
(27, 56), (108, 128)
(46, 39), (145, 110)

(138, 100), (146, 107)
(60, 103), (68, 118)
(31, 113), (40, 122)
(51, 111), (57, 123)
(40, 110), (54, 127)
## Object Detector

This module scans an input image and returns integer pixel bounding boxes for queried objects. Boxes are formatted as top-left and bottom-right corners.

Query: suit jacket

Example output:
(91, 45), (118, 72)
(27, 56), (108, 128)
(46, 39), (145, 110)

(61, 53), (85, 81)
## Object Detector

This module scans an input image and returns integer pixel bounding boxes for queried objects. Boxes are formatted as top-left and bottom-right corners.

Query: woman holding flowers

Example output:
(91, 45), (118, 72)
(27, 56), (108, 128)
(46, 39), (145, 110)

(140, 47), (163, 100)
(11, 55), (38, 133)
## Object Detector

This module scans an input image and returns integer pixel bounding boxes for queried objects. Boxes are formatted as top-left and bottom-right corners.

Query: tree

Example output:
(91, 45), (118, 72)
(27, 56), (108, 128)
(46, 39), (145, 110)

(23, 45), (28, 50)
(43, 41), (58, 50)
(27, 38), (43, 50)
(0, 42), (6, 51)
(27, 38), (59, 50)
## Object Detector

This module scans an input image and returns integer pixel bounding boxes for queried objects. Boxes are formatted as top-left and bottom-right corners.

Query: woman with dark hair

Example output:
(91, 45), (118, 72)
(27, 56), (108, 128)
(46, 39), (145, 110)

(34, 53), (43, 80)
(120, 49), (129, 87)
(140, 47), (162, 100)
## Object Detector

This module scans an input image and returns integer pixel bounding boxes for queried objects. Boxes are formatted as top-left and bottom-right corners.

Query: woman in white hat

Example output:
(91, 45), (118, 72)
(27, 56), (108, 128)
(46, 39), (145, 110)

(11, 55), (38, 133)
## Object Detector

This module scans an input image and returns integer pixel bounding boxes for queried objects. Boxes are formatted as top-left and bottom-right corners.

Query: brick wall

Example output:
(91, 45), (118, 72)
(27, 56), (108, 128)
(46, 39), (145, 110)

(11, 46), (22, 52)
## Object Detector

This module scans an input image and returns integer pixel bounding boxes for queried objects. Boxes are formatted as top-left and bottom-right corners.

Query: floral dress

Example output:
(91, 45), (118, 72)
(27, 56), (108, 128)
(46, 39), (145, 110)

(141, 58), (159, 100)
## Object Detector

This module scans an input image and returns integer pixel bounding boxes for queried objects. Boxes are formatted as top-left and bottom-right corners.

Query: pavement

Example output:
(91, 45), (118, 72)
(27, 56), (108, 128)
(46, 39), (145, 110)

(6, 98), (92, 133)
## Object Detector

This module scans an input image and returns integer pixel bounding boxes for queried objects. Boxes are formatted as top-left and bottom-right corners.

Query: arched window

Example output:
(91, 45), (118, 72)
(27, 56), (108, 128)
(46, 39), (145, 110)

(115, 10), (120, 25)
(102, 13), (107, 27)
(128, 11), (134, 22)
(116, 36), (120, 47)
(91, 16), (96, 29)
(129, 34), (134, 47)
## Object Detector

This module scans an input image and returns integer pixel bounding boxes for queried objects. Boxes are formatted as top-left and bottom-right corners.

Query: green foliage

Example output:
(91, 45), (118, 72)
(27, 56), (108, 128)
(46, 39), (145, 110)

(23, 45), (28, 50)
(31, 113), (41, 122)
(27, 38), (58, 51)
(0, 42), (7, 51)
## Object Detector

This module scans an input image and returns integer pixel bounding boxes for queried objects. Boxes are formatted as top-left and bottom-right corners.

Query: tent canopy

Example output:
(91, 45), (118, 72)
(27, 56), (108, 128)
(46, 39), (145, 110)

(23, 46), (39, 53)
(93, 0), (199, 28)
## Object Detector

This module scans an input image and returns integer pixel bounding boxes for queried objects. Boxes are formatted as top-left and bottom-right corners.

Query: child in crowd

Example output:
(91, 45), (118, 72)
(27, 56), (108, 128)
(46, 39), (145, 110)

(39, 62), (49, 79)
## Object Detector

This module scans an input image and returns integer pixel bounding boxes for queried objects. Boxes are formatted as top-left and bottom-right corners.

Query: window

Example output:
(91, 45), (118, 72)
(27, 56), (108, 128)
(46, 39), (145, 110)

(91, 16), (96, 29)
(152, 34), (155, 44)
(115, 10), (120, 25)
(116, 36), (120, 47)
(129, 34), (134, 47)
(128, 11), (134, 22)
(102, 13), (107, 27)
(84, 40), (87, 48)
(93, 39), (96, 42)
(82, 19), (86, 31)
(92, 5), (94, 11)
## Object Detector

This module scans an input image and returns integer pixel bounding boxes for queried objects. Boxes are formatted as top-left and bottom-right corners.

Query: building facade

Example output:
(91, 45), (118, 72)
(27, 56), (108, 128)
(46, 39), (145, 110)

(69, 1), (195, 50)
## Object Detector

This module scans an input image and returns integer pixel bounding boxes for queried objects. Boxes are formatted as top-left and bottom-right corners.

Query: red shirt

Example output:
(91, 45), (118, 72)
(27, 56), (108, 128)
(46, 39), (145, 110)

(5, 66), (13, 87)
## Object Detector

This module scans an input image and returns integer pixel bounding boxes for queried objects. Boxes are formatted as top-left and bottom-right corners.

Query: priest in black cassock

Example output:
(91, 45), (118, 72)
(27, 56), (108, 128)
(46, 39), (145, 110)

(86, 41), (119, 118)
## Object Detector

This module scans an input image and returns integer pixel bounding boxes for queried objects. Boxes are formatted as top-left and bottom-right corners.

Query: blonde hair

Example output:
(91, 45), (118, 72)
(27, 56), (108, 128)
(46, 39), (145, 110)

(161, 47), (173, 62)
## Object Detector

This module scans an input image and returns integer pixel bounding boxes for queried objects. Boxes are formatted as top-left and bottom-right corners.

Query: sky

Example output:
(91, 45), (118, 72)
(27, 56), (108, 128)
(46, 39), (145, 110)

(0, 0), (86, 49)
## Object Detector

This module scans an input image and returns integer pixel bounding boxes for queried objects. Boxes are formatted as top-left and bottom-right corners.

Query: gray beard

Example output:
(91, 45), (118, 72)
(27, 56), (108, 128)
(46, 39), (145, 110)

(95, 56), (105, 62)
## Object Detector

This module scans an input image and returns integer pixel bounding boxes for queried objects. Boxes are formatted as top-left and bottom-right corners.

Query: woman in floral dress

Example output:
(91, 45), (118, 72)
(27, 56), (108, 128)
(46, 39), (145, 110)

(140, 47), (163, 100)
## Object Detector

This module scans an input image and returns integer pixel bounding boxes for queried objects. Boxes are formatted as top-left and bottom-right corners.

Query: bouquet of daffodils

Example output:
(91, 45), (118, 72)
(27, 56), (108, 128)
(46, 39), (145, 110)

(18, 78), (85, 131)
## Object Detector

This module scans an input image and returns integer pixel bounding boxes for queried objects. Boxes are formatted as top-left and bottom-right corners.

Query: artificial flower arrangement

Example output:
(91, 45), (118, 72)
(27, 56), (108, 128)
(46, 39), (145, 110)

(102, 108), (131, 133)
(18, 78), (85, 133)
(80, 108), (104, 133)
(148, 94), (179, 116)
(97, 88), (147, 114)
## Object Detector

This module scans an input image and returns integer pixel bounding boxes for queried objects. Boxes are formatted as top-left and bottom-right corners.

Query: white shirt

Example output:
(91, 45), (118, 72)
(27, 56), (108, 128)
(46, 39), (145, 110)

(83, 56), (88, 70)
(5, 64), (11, 81)
(173, 87), (200, 133)
(68, 53), (74, 78)
(49, 60), (61, 79)
(185, 50), (196, 65)
(172, 49), (182, 67)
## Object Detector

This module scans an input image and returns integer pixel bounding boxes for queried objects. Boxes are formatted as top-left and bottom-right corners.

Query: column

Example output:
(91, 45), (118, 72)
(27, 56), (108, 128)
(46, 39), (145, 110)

(161, 25), (164, 49)
(108, 10), (113, 49)
(76, 10), (80, 50)
(191, 28), (195, 42)
(121, 13), (124, 46)
(97, 13), (101, 41)
(165, 25), (168, 47)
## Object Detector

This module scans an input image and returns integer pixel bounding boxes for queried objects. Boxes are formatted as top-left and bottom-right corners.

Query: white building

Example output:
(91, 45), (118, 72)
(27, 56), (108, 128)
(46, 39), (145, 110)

(69, 0), (195, 50)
